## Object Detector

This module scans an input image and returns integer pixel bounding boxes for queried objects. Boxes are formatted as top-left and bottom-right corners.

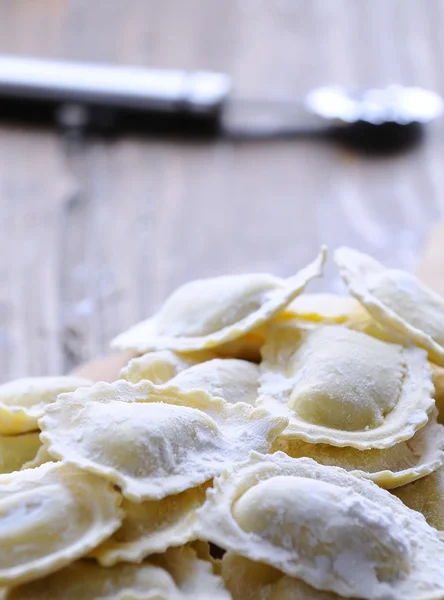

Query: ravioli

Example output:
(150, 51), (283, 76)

(169, 359), (259, 405)
(91, 482), (210, 566)
(272, 409), (444, 488)
(39, 380), (287, 501)
(111, 248), (326, 353)
(259, 324), (434, 448)
(195, 452), (444, 600)
(3, 545), (230, 600)
(0, 376), (93, 435)
(0, 432), (41, 474)
(393, 466), (444, 538)
(222, 552), (346, 600)
(120, 349), (215, 384)
(335, 246), (444, 366)
(0, 462), (122, 587)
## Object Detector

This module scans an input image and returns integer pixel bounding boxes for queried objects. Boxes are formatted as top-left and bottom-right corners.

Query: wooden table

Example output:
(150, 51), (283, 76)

(1, 0), (444, 382)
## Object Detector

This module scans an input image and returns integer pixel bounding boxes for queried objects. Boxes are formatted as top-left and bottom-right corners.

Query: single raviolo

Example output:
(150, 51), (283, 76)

(39, 379), (287, 501)
(0, 376), (92, 434)
(0, 432), (41, 474)
(169, 359), (259, 405)
(222, 552), (347, 600)
(120, 349), (216, 384)
(0, 462), (122, 586)
(194, 452), (444, 600)
(91, 482), (210, 566)
(111, 248), (326, 353)
(394, 466), (444, 538)
(335, 246), (444, 366)
(259, 323), (434, 448)
(3, 545), (230, 600)
(272, 409), (444, 489)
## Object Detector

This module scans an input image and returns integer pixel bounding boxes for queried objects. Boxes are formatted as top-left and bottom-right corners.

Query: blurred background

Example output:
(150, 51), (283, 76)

(1, 0), (443, 381)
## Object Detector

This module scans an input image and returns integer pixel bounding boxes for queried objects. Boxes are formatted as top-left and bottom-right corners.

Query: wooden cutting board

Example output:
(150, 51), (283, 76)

(72, 225), (444, 382)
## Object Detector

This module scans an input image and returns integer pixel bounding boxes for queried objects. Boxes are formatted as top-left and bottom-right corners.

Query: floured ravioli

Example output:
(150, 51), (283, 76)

(3, 545), (230, 600)
(91, 482), (210, 566)
(169, 359), (259, 405)
(394, 466), (444, 538)
(0, 376), (93, 435)
(120, 349), (216, 384)
(39, 380), (287, 501)
(259, 324), (434, 448)
(111, 248), (326, 353)
(0, 432), (41, 474)
(335, 246), (444, 366)
(0, 462), (122, 587)
(222, 552), (347, 600)
(194, 452), (444, 600)
(272, 409), (444, 488)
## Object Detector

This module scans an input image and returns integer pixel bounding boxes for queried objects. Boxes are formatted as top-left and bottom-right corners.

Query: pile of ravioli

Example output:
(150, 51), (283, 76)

(3, 246), (444, 599)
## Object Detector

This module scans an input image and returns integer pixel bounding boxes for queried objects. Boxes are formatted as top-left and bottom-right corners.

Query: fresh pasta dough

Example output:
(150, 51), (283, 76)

(432, 363), (444, 424)
(281, 292), (370, 324)
(393, 466), (444, 538)
(2, 545), (230, 600)
(259, 323), (434, 448)
(272, 408), (444, 488)
(21, 442), (54, 470)
(0, 462), (122, 587)
(335, 246), (444, 366)
(222, 552), (347, 600)
(39, 379), (287, 501)
(195, 452), (444, 600)
(0, 432), (41, 474)
(0, 376), (92, 435)
(91, 482), (210, 566)
(111, 248), (326, 353)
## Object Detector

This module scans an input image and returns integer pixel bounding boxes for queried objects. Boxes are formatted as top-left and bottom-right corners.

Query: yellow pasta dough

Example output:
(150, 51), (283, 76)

(222, 552), (347, 600)
(111, 248), (326, 353)
(120, 349), (216, 384)
(335, 246), (444, 366)
(393, 466), (444, 538)
(0, 432), (41, 474)
(2, 545), (230, 600)
(259, 323), (434, 448)
(0, 376), (92, 435)
(91, 482), (210, 566)
(195, 452), (444, 600)
(281, 292), (370, 324)
(272, 408), (444, 488)
(0, 462), (122, 587)
(39, 380), (287, 501)
(169, 359), (259, 405)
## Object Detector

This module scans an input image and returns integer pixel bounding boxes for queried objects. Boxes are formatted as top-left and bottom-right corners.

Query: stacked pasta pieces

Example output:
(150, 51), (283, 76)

(2, 246), (444, 599)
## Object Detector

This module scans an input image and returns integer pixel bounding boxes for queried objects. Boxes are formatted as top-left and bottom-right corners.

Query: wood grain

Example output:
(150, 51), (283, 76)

(1, 0), (444, 381)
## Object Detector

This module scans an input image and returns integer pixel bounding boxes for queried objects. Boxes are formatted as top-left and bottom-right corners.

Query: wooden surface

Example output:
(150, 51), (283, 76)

(1, 0), (444, 382)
